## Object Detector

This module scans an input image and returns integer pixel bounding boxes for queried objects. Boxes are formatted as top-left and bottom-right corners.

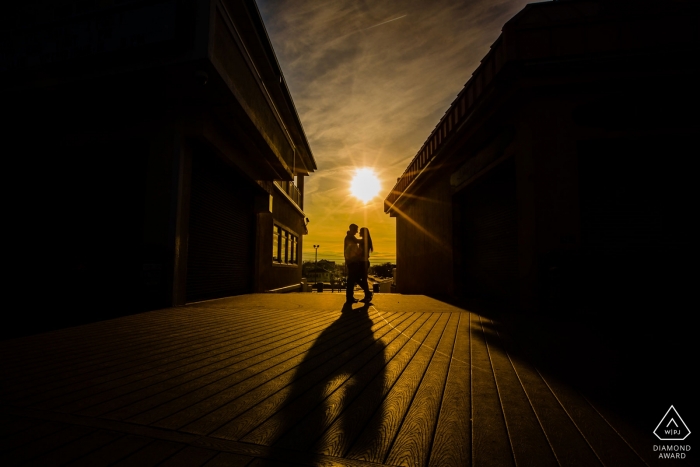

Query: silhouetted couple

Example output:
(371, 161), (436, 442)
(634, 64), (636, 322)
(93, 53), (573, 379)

(344, 223), (373, 304)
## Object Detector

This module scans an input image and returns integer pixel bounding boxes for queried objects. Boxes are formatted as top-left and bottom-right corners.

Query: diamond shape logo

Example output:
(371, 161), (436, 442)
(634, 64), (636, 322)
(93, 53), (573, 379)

(654, 406), (691, 441)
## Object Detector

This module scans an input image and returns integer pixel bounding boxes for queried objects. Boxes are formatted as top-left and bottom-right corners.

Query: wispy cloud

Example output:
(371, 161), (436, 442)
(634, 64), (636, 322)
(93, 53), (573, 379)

(256, 0), (532, 262)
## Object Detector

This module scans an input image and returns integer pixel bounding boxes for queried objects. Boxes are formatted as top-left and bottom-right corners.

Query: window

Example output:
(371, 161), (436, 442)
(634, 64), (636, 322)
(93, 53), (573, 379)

(273, 226), (280, 262)
(273, 225), (298, 265)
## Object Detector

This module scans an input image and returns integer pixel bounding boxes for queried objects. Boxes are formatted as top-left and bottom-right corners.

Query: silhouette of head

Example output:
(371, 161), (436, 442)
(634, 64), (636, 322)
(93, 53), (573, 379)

(349, 224), (359, 235)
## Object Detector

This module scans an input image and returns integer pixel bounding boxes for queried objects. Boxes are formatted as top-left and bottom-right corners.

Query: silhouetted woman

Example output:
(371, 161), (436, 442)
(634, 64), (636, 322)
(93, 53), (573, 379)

(358, 227), (373, 303)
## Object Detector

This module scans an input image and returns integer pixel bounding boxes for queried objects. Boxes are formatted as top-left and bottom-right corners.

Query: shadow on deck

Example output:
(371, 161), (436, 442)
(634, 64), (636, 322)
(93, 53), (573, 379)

(0, 294), (693, 466)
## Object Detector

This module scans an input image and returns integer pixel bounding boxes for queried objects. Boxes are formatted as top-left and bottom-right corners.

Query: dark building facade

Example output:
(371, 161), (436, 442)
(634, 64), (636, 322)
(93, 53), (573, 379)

(384, 0), (697, 313)
(2, 0), (316, 334)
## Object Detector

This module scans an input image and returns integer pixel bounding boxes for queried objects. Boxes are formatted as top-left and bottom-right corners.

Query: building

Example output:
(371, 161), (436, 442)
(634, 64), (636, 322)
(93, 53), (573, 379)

(302, 260), (338, 283)
(384, 0), (697, 313)
(2, 0), (316, 332)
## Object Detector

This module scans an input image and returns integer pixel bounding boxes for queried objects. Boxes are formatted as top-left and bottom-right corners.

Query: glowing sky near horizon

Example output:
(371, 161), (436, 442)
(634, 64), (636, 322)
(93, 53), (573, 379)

(256, 0), (533, 263)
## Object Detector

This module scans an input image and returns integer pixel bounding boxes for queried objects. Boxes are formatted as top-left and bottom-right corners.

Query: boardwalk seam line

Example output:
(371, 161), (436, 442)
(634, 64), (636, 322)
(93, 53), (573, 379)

(180, 309), (404, 435)
(581, 394), (650, 467)
(426, 311), (461, 466)
(144, 309), (392, 428)
(227, 311), (420, 442)
(470, 311), (474, 467)
(2, 406), (389, 467)
(272, 311), (436, 452)
(115, 314), (360, 423)
(25, 313), (338, 412)
(371, 306), (468, 366)
(536, 369), (606, 466)
(491, 320), (562, 467)
(337, 312), (442, 458)
(479, 314), (517, 467)
(382, 312), (454, 464)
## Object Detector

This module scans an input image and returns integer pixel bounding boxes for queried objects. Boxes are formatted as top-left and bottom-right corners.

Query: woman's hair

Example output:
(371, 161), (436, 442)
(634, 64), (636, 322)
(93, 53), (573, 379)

(359, 227), (373, 253)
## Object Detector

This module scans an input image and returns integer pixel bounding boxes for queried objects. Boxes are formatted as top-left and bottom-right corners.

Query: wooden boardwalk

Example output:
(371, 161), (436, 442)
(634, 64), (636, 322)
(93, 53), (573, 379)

(0, 294), (663, 466)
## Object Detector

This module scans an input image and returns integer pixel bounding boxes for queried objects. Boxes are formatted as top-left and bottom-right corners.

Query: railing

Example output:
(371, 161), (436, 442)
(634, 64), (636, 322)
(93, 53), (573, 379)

(274, 181), (302, 208)
(384, 31), (509, 211)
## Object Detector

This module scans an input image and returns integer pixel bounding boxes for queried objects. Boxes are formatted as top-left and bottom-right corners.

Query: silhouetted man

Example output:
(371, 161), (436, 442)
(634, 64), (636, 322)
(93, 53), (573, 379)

(344, 224), (362, 303)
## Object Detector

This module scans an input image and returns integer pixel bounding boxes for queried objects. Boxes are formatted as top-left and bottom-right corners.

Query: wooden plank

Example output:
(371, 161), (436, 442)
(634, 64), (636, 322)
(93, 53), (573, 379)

(481, 317), (558, 466)
(4, 303), (306, 403)
(56, 312), (339, 415)
(95, 314), (345, 422)
(542, 376), (645, 466)
(344, 313), (452, 463)
(270, 312), (441, 455)
(109, 439), (184, 467)
(471, 314), (514, 467)
(0, 297), (317, 388)
(2, 322), (224, 402)
(67, 433), (152, 467)
(24, 429), (124, 467)
(22, 310), (330, 411)
(148, 309), (399, 430)
(0, 412), (42, 439)
(194, 434), (392, 467)
(184, 310), (413, 437)
(0, 424), (94, 465)
(245, 458), (305, 467)
(3, 309), (229, 383)
(240, 312), (434, 448)
(0, 420), (64, 452)
(203, 452), (255, 467)
(428, 312), (471, 467)
(158, 446), (219, 467)
(208, 310), (418, 442)
(506, 358), (602, 466)
(582, 397), (660, 467)
(384, 312), (460, 467)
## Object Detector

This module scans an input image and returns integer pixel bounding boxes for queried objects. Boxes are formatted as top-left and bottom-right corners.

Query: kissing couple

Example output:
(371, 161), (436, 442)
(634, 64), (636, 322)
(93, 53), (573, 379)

(343, 223), (373, 304)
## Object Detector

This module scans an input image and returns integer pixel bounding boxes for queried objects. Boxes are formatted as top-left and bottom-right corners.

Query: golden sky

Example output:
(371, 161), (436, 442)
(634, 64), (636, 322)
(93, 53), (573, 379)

(257, 0), (533, 264)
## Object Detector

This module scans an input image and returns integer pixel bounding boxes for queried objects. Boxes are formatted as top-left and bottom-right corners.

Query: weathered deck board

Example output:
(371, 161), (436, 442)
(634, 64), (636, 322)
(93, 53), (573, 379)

(2, 314), (270, 404)
(21, 308), (328, 410)
(0, 294), (661, 466)
(67, 433), (154, 467)
(541, 375), (645, 466)
(72, 312), (339, 417)
(471, 314), (514, 467)
(202, 451), (254, 467)
(26, 429), (125, 466)
(481, 317), (558, 467)
(157, 446), (219, 467)
(109, 439), (184, 466)
(311, 312), (444, 458)
(428, 312), (471, 467)
(0, 423), (94, 465)
(384, 312), (459, 467)
(241, 311), (434, 448)
(102, 315), (344, 423)
(506, 358), (601, 466)
(132, 310), (388, 428)
(185, 310), (415, 438)
(344, 312), (452, 463)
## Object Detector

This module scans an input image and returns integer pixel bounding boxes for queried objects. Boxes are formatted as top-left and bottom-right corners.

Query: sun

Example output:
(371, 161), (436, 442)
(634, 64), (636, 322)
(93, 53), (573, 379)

(350, 168), (381, 203)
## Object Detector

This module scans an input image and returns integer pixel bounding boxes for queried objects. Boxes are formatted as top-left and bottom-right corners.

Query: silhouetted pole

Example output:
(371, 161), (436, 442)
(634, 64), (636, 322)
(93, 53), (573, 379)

(313, 245), (320, 282)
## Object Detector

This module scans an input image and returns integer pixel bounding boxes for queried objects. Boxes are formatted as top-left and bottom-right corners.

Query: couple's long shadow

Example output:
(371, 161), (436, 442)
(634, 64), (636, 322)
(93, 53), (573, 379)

(267, 301), (387, 458)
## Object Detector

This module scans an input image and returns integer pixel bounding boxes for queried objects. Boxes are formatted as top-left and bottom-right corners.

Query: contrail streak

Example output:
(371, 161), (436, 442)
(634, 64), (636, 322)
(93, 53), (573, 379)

(335, 14), (407, 40)
(362, 14), (407, 31)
